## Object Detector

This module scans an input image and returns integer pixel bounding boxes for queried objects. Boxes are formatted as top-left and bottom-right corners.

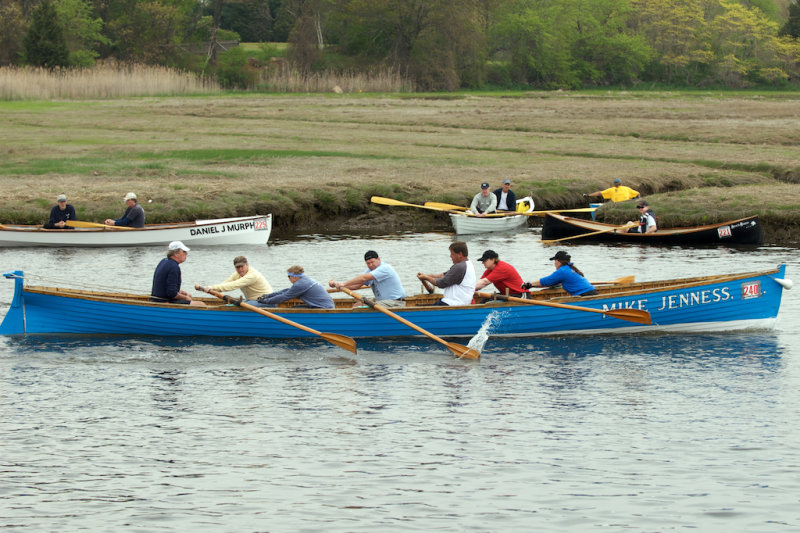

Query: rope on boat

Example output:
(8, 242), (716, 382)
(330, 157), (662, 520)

(13, 273), (150, 296)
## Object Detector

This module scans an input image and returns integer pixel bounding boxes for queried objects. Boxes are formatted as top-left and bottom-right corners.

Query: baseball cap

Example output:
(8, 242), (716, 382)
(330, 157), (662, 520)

(123, 192), (137, 201)
(56, 194), (67, 202)
(481, 182), (490, 189)
(233, 255), (248, 266)
(502, 179), (511, 185)
(364, 250), (379, 261)
(613, 178), (622, 184)
(167, 241), (190, 252)
(637, 200), (649, 208)
(477, 250), (498, 262)
(549, 250), (571, 263)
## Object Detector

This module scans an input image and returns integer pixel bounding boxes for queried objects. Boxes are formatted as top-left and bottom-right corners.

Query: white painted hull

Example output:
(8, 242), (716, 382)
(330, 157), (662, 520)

(449, 213), (529, 234)
(0, 215), (271, 247)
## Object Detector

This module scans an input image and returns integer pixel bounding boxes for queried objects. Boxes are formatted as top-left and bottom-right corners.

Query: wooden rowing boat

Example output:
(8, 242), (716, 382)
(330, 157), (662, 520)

(1, 265), (788, 339)
(0, 215), (272, 247)
(449, 196), (535, 234)
(541, 213), (763, 245)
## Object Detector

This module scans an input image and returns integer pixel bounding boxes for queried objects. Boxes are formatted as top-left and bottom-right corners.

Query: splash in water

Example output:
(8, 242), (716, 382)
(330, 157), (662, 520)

(467, 310), (507, 353)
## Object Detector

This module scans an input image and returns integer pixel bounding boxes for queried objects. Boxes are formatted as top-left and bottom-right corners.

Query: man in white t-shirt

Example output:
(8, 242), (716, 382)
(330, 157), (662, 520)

(329, 250), (406, 307)
(493, 178), (517, 211)
(417, 241), (476, 306)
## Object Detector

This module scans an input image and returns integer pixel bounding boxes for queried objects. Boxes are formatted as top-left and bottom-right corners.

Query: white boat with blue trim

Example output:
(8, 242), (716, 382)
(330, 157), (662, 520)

(0, 215), (271, 247)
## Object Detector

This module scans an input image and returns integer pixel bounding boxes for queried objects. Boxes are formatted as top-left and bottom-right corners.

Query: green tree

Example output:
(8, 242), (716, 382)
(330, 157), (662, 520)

(55, 0), (109, 66)
(332, 0), (486, 90)
(220, 0), (272, 42)
(101, 0), (196, 64)
(779, 0), (800, 37)
(0, 0), (27, 65)
(23, 0), (70, 68)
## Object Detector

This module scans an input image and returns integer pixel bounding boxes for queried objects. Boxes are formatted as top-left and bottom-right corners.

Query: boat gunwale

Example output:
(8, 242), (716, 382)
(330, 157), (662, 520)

(0, 214), (270, 233)
(547, 213), (760, 236)
(19, 265), (782, 312)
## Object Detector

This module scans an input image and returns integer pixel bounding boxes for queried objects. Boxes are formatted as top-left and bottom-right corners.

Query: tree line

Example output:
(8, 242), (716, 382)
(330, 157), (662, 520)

(4, 0), (800, 90)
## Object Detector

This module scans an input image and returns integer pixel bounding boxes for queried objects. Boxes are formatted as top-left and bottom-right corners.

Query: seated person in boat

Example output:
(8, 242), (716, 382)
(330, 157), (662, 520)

(474, 249), (528, 298)
(43, 194), (76, 229)
(469, 182), (497, 217)
(151, 241), (205, 306)
(104, 192), (145, 228)
(328, 250), (406, 307)
(195, 255), (272, 301)
(523, 251), (598, 296)
(628, 200), (657, 234)
(585, 178), (640, 203)
(417, 241), (476, 306)
(492, 179), (517, 212)
(249, 265), (334, 309)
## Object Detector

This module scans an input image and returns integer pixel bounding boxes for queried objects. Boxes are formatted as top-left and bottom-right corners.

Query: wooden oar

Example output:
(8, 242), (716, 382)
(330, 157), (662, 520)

(591, 275), (635, 285)
(339, 287), (480, 359)
(202, 288), (357, 354)
(475, 291), (651, 324)
(424, 202), (598, 218)
(327, 285), (369, 293)
(420, 278), (436, 294)
(541, 221), (638, 244)
(65, 220), (135, 230)
(370, 196), (457, 213)
(424, 201), (468, 211)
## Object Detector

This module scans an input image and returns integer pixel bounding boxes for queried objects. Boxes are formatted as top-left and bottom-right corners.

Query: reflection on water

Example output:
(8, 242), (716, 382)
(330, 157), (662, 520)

(1, 233), (798, 531)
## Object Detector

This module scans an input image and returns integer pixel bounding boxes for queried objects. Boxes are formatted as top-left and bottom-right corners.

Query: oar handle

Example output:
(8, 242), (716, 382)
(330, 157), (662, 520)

(340, 286), (479, 359)
(200, 287), (358, 353)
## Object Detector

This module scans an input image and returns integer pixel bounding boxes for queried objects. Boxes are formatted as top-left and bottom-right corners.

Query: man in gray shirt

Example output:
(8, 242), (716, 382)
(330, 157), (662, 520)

(470, 182), (497, 217)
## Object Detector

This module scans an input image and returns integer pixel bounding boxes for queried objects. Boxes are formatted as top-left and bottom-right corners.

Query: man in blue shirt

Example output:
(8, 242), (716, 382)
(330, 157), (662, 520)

(105, 192), (145, 228)
(250, 265), (334, 309)
(151, 241), (205, 305)
(329, 250), (406, 307)
(43, 194), (77, 229)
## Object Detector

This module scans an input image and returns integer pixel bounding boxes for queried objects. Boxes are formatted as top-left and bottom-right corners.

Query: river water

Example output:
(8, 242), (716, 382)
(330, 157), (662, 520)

(1, 229), (798, 532)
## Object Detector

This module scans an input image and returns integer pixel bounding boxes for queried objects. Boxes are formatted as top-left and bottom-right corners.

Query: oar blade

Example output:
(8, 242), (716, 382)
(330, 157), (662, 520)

(605, 308), (651, 324)
(447, 342), (481, 359)
(321, 332), (358, 354)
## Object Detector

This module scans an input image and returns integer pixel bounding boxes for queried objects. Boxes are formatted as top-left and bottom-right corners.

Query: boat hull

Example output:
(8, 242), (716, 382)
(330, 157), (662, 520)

(0, 215), (271, 247)
(542, 213), (763, 245)
(449, 213), (529, 235)
(1, 266), (787, 339)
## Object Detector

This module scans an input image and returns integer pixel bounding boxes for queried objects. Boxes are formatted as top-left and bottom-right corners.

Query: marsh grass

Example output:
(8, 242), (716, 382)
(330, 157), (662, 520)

(257, 65), (414, 93)
(0, 64), (219, 100)
(2, 92), (798, 239)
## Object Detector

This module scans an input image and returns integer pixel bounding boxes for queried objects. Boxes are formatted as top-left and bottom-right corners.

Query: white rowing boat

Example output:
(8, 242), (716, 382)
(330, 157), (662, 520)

(448, 196), (534, 234)
(0, 215), (271, 247)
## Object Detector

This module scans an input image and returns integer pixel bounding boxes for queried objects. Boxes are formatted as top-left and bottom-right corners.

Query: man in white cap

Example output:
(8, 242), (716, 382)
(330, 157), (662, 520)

(469, 182), (497, 217)
(105, 192), (145, 227)
(151, 241), (205, 305)
(43, 193), (77, 229)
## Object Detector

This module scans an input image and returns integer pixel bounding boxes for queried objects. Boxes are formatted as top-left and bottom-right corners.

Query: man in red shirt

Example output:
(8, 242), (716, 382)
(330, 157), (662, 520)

(474, 249), (528, 297)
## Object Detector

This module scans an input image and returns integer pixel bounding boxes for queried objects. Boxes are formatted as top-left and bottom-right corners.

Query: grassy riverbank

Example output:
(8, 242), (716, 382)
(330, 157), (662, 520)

(1, 90), (799, 243)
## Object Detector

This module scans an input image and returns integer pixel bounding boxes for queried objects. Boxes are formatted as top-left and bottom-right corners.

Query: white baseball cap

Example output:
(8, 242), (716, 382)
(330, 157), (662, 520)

(167, 241), (190, 252)
(123, 192), (137, 201)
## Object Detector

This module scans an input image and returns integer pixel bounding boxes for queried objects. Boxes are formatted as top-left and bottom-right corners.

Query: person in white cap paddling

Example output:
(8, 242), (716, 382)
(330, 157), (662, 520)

(105, 192), (145, 227)
(151, 241), (205, 306)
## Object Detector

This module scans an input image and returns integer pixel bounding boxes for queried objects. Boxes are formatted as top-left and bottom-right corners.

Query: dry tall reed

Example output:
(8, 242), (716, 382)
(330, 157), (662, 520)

(0, 64), (220, 100)
(258, 64), (415, 93)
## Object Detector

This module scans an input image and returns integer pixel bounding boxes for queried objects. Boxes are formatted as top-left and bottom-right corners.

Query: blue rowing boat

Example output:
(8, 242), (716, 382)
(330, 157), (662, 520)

(0, 266), (789, 339)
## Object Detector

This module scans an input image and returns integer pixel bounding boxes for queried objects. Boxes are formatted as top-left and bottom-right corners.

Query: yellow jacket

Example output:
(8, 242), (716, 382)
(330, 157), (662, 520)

(601, 186), (639, 202)
(210, 266), (273, 300)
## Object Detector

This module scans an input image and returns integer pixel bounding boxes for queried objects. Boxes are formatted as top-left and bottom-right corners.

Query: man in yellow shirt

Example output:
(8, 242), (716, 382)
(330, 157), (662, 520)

(195, 256), (272, 301)
(585, 178), (640, 202)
